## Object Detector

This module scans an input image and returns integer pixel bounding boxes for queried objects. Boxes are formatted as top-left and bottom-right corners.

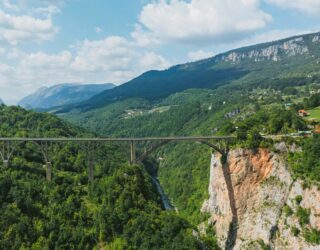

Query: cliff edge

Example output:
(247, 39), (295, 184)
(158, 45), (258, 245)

(201, 148), (320, 250)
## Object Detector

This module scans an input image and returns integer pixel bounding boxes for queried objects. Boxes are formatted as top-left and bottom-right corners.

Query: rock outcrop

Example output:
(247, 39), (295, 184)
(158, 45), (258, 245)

(201, 148), (320, 250)
(218, 37), (309, 63)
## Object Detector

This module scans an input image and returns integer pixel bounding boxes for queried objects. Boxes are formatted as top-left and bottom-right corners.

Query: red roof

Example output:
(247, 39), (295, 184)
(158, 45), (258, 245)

(299, 110), (307, 113)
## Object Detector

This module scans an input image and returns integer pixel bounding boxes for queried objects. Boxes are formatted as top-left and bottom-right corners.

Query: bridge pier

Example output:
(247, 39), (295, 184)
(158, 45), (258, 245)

(88, 162), (94, 182)
(0, 141), (19, 168)
(3, 160), (9, 168)
(130, 141), (136, 165)
(46, 162), (52, 181)
(86, 142), (95, 183)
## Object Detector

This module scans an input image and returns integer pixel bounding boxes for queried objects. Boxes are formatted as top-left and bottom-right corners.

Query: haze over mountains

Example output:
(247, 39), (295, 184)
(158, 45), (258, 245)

(54, 31), (320, 113)
(18, 83), (115, 110)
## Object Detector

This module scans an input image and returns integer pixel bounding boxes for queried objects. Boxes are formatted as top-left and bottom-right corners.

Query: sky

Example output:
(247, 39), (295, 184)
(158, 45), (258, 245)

(0, 0), (320, 104)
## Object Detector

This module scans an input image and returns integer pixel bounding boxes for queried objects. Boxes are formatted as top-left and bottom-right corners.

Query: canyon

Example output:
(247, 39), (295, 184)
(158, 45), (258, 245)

(201, 146), (320, 250)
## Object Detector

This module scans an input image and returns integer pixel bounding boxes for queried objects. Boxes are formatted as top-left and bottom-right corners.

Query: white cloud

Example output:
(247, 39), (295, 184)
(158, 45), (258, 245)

(188, 50), (214, 61)
(2, 0), (20, 12)
(233, 29), (316, 49)
(0, 36), (171, 102)
(0, 10), (58, 45)
(71, 36), (170, 82)
(31, 5), (61, 18)
(137, 0), (272, 45)
(131, 24), (161, 47)
(266, 0), (320, 16)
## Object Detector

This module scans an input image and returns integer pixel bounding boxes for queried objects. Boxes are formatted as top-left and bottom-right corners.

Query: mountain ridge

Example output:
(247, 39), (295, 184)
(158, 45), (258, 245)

(19, 83), (115, 110)
(56, 31), (320, 113)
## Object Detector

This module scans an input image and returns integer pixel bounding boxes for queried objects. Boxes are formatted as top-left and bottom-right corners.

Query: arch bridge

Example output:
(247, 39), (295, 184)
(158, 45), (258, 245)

(0, 136), (234, 182)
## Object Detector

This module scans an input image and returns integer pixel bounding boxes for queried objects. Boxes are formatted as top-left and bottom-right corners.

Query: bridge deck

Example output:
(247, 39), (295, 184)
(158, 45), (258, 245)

(0, 136), (235, 142)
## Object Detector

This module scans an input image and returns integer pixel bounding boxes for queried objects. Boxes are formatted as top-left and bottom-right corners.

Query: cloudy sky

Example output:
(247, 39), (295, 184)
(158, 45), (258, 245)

(0, 0), (319, 104)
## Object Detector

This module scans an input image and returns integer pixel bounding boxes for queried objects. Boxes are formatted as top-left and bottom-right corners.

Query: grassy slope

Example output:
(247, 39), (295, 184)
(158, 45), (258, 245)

(306, 106), (320, 121)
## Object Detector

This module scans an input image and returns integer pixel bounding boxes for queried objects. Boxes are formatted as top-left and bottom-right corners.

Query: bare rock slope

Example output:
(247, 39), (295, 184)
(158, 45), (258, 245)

(202, 148), (320, 250)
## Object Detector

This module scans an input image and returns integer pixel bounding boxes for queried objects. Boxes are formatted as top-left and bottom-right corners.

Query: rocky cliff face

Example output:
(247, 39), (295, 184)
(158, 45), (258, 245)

(199, 33), (320, 65)
(218, 36), (311, 63)
(201, 148), (320, 250)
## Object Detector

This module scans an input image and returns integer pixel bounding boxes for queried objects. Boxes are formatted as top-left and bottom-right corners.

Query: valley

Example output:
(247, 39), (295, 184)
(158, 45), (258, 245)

(1, 31), (320, 249)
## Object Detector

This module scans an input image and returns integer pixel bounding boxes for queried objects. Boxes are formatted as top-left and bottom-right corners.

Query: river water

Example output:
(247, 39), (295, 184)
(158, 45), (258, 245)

(150, 175), (174, 210)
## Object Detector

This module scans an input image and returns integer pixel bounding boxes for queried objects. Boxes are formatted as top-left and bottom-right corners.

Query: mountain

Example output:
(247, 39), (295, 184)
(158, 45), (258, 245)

(58, 31), (320, 113)
(0, 98), (3, 105)
(18, 83), (115, 110)
(60, 31), (320, 247)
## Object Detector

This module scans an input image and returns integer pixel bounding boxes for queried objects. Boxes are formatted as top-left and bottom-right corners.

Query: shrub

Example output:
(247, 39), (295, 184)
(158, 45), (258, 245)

(303, 228), (320, 244)
(283, 205), (293, 217)
(291, 226), (300, 236)
(296, 206), (310, 226)
(295, 195), (303, 205)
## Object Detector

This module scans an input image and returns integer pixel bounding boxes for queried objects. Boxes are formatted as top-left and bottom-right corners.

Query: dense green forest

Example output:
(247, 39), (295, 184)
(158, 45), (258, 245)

(0, 106), (218, 249)
(63, 83), (319, 225)
(3, 32), (320, 249)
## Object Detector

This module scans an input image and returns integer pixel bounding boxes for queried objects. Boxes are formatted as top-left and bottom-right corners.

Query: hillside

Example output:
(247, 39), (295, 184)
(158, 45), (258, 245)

(57, 31), (320, 112)
(7, 31), (320, 249)
(0, 106), (217, 249)
(18, 83), (115, 110)
(60, 30), (320, 248)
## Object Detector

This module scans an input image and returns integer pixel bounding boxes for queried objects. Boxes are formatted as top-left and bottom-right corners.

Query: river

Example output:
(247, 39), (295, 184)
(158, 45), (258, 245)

(150, 175), (174, 210)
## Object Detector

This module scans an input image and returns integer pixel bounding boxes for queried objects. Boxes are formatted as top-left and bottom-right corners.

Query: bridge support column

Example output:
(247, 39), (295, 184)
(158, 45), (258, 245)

(88, 163), (94, 183)
(46, 162), (52, 182)
(130, 141), (136, 165)
(3, 160), (8, 168)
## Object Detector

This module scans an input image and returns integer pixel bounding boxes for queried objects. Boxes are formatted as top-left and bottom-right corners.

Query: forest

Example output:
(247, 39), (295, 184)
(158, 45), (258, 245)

(0, 105), (218, 249)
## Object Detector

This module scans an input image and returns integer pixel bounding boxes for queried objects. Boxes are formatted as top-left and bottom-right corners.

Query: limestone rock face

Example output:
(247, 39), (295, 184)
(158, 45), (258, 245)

(275, 181), (320, 250)
(202, 149), (320, 250)
(312, 35), (320, 43)
(217, 37), (309, 63)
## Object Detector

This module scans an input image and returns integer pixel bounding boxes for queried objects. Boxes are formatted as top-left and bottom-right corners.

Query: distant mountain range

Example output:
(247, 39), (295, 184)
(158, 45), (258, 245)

(0, 98), (3, 105)
(19, 83), (115, 110)
(56, 31), (320, 113)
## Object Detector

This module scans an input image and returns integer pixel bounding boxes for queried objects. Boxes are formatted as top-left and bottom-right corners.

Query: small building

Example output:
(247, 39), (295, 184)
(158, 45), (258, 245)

(298, 109), (309, 117)
(314, 125), (320, 134)
(285, 103), (294, 110)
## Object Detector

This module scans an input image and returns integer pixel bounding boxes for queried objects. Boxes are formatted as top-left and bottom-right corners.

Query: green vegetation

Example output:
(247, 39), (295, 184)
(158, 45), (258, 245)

(236, 106), (307, 137)
(303, 93), (320, 109)
(306, 106), (320, 121)
(283, 204), (294, 217)
(10, 32), (320, 248)
(289, 135), (320, 182)
(0, 106), (216, 249)
(295, 195), (303, 205)
(257, 239), (271, 250)
(56, 32), (320, 113)
(303, 228), (320, 244)
(291, 226), (300, 236)
(63, 76), (318, 229)
(296, 206), (311, 226)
